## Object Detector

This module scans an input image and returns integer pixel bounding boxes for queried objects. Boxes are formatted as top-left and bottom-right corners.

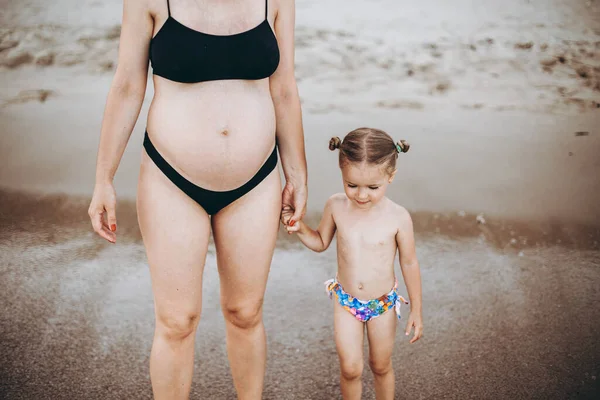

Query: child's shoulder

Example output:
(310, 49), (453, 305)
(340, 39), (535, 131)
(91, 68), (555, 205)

(385, 198), (413, 225)
(326, 193), (348, 205)
(324, 193), (347, 212)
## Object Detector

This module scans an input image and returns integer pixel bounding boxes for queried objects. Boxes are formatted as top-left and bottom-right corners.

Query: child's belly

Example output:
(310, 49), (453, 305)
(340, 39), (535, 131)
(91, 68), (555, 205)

(335, 242), (397, 300)
(335, 267), (396, 301)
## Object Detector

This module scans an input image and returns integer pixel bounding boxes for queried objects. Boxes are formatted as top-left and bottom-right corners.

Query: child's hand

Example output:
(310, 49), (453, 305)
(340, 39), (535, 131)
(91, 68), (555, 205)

(281, 207), (301, 234)
(404, 312), (423, 343)
(281, 204), (295, 226)
(285, 219), (301, 234)
(280, 205), (301, 234)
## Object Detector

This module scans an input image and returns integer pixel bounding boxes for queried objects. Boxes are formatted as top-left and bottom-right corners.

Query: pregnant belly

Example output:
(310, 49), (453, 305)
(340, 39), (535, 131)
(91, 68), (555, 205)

(146, 80), (277, 191)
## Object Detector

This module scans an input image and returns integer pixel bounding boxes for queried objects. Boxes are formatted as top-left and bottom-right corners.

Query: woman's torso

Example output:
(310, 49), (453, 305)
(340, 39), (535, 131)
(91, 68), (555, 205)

(334, 197), (399, 300)
(146, 0), (279, 191)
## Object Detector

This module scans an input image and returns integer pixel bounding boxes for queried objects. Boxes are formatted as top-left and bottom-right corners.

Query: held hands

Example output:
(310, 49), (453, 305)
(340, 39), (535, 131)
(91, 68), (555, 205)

(281, 179), (307, 233)
(281, 205), (301, 234)
(88, 182), (118, 243)
(405, 312), (423, 344)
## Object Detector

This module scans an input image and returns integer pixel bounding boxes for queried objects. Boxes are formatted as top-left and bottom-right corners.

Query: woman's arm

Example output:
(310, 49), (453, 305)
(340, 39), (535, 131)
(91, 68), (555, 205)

(95, 0), (153, 184)
(285, 197), (337, 252)
(270, 0), (308, 225)
(88, 0), (153, 242)
(395, 207), (423, 343)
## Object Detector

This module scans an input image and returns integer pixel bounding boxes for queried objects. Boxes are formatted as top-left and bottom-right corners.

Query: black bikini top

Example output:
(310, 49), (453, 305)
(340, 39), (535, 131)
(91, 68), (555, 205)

(150, 0), (280, 83)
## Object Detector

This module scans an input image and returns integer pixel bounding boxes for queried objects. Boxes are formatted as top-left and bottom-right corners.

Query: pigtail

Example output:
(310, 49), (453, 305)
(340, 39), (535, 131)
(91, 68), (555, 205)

(329, 137), (342, 151)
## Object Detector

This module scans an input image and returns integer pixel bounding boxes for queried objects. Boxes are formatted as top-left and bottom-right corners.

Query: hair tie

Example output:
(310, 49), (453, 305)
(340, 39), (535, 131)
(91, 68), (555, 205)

(395, 140), (410, 153)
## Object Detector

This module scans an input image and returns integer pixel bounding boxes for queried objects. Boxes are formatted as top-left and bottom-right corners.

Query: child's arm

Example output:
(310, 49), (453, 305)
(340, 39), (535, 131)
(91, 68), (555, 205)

(396, 207), (423, 343)
(286, 196), (337, 253)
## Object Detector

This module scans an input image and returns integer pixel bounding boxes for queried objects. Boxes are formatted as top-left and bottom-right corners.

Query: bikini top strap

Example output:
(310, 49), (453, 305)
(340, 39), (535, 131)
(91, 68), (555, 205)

(166, 0), (171, 17)
(265, 0), (268, 20)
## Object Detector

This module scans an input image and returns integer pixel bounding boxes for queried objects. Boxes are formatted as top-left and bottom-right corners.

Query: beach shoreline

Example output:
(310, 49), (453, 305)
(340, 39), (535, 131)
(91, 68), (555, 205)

(1, 0), (599, 224)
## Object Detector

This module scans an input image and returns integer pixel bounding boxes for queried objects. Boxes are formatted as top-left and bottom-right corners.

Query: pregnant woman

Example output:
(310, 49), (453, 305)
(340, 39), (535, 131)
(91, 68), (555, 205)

(87, 0), (307, 398)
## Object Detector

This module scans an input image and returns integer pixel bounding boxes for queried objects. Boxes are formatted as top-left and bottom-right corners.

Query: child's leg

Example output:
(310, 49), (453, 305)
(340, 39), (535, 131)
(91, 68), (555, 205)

(333, 300), (365, 400)
(366, 309), (397, 400)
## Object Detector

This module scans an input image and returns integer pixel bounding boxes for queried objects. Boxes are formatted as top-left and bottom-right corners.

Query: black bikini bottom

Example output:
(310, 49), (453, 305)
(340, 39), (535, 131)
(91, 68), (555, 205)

(143, 131), (278, 215)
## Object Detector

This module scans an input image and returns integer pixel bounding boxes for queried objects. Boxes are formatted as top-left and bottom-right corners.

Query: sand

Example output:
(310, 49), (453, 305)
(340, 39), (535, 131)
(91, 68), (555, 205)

(1, 191), (599, 399)
(1, 0), (600, 399)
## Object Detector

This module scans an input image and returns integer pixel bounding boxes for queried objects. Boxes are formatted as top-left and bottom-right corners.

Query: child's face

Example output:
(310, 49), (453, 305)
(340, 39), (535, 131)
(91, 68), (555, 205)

(341, 162), (396, 209)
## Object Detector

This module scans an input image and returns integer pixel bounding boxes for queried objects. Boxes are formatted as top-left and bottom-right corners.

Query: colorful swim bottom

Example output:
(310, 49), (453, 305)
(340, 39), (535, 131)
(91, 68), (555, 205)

(324, 278), (409, 323)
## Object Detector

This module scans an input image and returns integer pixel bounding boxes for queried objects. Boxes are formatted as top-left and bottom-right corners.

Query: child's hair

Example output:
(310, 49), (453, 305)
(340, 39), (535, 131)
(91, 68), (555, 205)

(329, 127), (409, 174)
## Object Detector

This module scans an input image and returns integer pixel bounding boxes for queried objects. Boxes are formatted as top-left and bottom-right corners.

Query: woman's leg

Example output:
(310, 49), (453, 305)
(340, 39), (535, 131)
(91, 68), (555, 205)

(211, 169), (281, 400)
(137, 152), (211, 400)
(334, 301), (365, 400)
(366, 310), (397, 400)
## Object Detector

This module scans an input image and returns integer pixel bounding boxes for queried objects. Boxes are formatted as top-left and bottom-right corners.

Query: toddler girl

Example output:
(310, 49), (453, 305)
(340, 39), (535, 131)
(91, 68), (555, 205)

(282, 127), (423, 400)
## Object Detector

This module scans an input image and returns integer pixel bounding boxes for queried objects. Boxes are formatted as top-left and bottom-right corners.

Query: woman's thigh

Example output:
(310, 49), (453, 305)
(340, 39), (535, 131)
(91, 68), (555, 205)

(211, 168), (281, 318)
(137, 151), (211, 327)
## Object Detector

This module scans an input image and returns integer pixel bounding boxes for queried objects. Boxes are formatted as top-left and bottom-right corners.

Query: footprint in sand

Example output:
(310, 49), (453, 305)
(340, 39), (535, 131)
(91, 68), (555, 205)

(540, 57), (558, 69)
(3, 90), (56, 107)
(308, 103), (351, 114)
(562, 97), (600, 111)
(514, 41), (534, 50)
(35, 50), (55, 66)
(105, 25), (121, 41)
(430, 81), (452, 95)
(0, 40), (19, 53)
(1, 48), (34, 68)
(0, 24), (121, 71)
(461, 104), (485, 110)
(376, 100), (425, 110)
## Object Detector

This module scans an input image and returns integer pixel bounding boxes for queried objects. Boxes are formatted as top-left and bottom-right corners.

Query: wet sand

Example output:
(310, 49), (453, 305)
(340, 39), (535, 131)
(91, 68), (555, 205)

(1, 0), (600, 399)
(1, 190), (599, 399)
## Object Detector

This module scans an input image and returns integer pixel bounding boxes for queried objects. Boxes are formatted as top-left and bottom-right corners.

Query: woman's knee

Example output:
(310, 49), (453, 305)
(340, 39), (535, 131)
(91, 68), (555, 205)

(222, 300), (264, 330)
(340, 360), (363, 381)
(369, 357), (392, 377)
(156, 311), (201, 342)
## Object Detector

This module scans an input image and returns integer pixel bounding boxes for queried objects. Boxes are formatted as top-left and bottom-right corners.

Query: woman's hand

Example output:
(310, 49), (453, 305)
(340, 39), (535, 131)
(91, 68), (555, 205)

(281, 180), (307, 227)
(405, 312), (424, 344)
(88, 182), (118, 243)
